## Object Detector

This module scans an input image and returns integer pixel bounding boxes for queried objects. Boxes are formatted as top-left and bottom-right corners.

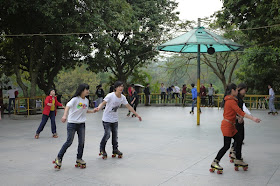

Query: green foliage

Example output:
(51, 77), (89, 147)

(236, 47), (280, 94)
(87, 0), (179, 85)
(55, 65), (100, 96)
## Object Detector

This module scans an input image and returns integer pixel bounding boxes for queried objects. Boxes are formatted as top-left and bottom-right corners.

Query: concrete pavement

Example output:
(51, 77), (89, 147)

(0, 106), (279, 186)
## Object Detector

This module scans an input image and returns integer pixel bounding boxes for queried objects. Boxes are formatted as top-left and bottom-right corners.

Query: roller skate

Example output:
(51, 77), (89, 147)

(112, 149), (123, 158)
(132, 114), (136, 117)
(52, 133), (58, 138)
(127, 112), (130, 117)
(209, 159), (223, 174)
(52, 157), (62, 170)
(75, 159), (86, 169)
(268, 112), (273, 115)
(229, 152), (236, 163)
(234, 159), (248, 171)
(190, 111), (194, 114)
(229, 146), (234, 157)
(99, 150), (107, 159)
(34, 134), (39, 139)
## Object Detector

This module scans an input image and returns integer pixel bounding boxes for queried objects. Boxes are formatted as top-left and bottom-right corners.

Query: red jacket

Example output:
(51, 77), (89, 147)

(221, 95), (245, 137)
(42, 96), (63, 116)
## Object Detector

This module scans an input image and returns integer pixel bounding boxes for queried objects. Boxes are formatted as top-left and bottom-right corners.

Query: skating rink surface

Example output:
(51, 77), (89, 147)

(0, 106), (279, 186)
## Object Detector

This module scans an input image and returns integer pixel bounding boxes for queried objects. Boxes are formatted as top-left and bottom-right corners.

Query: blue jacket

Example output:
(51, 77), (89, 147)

(191, 88), (197, 99)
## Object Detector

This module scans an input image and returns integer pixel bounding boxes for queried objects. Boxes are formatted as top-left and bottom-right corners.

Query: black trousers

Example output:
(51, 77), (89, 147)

(232, 122), (245, 150)
(215, 132), (242, 161)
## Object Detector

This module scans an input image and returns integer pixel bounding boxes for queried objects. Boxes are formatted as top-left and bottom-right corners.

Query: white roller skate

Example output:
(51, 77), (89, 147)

(75, 159), (86, 169)
(234, 159), (248, 171)
(209, 159), (223, 174)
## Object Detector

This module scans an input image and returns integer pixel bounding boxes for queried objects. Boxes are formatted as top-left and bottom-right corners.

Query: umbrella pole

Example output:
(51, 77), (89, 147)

(197, 44), (201, 126)
(197, 18), (201, 126)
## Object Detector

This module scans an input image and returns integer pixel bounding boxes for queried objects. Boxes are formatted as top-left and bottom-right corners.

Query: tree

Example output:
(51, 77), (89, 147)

(86, 0), (179, 86)
(0, 0), (102, 111)
(216, 0), (280, 93)
(55, 64), (100, 97)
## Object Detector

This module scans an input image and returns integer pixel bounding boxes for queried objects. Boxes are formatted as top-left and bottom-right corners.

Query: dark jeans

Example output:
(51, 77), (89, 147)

(100, 121), (118, 151)
(172, 93), (180, 99)
(128, 103), (138, 113)
(58, 123), (85, 160)
(182, 93), (186, 104)
(8, 98), (15, 114)
(215, 132), (242, 161)
(36, 111), (56, 134)
(161, 92), (166, 103)
(208, 95), (213, 106)
(232, 122), (245, 151)
(191, 98), (201, 112)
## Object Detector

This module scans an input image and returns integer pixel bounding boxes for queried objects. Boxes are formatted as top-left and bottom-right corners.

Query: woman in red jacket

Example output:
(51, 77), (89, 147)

(35, 89), (64, 139)
(210, 83), (261, 174)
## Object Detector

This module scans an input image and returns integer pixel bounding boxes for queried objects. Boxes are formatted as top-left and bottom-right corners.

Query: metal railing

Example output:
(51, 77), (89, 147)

(0, 94), (279, 116)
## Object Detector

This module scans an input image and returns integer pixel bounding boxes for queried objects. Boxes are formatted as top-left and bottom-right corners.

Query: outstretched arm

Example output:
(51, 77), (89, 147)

(93, 101), (107, 112)
(125, 104), (142, 121)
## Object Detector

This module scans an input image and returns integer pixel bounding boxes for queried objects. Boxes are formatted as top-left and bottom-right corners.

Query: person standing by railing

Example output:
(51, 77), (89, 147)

(144, 83), (151, 106)
(6, 86), (18, 115)
(95, 84), (105, 107)
(200, 83), (206, 107)
(160, 83), (166, 104)
(190, 83), (201, 114)
(267, 84), (278, 115)
(35, 89), (64, 139)
(208, 83), (215, 107)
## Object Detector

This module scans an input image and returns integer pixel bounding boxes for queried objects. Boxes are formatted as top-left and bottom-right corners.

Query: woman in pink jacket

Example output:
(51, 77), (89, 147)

(35, 89), (64, 139)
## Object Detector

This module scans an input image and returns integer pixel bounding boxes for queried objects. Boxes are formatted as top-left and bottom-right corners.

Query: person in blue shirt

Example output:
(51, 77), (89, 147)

(190, 83), (201, 114)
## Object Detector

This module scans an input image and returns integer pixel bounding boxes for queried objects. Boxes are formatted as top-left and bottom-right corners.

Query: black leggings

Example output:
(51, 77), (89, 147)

(232, 123), (245, 150)
(215, 132), (242, 161)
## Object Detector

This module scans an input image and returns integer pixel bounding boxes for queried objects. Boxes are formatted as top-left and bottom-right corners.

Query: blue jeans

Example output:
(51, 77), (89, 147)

(191, 98), (201, 112)
(36, 111), (56, 134)
(269, 98), (276, 112)
(8, 98), (15, 114)
(58, 123), (85, 160)
(100, 121), (118, 151)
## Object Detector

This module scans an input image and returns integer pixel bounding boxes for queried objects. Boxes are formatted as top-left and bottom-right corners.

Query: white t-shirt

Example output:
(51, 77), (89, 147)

(66, 96), (89, 123)
(102, 92), (128, 123)
(7, 89), (18, 99)
(173, 86), (180, 93)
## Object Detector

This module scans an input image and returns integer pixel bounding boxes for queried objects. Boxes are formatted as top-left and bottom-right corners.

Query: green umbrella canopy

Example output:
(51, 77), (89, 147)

(157, 27), (243, 53)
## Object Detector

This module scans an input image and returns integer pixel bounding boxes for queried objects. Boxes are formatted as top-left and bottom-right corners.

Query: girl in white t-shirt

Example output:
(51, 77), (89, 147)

(53, 84), (95, 169)
(94, 81), (142, 159)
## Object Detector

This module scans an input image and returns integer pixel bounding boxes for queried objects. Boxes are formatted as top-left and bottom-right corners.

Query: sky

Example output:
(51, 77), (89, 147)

(175, 0), (223, 22)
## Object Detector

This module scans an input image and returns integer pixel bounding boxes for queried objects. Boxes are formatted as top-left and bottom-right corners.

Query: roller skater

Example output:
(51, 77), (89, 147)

(75, 159), (86, 169)
(94, 81), (142, 160)
(127, 86), (139, 117)
(112, 149), (123, 158)
(210, 83), (261, 174)
(52, 157), (62, 170)
(234, 159), (248, 171)
(53, 84), (96, 170)
(99, 150), (107, 159)
(190, 83), (201, 114)
(209, 159), (223, 174)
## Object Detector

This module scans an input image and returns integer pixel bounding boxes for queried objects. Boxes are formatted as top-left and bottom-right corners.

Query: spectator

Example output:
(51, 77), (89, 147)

(182, 84), (187, 105)
(160, 83), (166, 103)
(144, 83), (151, 106)
(208, 83), (215, 107)
(171, 85), (180, 99)
(95, 85), (105, 107)
(6, 86), (18, 115)
(200, 83), (206, 106)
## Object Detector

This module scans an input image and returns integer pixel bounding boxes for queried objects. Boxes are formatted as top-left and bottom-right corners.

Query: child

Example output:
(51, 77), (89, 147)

(210, 83), (261, 174)
(94, 81), (142, 159)
(35, 89), (64, 139)
(53, 84), (95, 169)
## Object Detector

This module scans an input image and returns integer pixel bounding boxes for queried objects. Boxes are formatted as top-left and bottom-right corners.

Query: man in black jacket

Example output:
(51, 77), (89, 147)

(144, 83), (151, 106)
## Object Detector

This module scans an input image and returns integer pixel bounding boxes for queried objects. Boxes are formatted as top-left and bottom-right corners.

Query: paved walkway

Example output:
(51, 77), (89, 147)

(0, 107), (279, 186)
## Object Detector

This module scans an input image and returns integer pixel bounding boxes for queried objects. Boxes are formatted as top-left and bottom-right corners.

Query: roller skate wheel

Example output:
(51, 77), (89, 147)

(99, 153), (101, 156)
(243, 167), (248, 171)
(118, 155), (122, 158)
(102, 156), (106, 159)
(54, 165), (57, 168)
(217, 170), (222, 174)
(52, 161), (55, 164)
(235, 166), (239, 171)
(75, 164), (78, 168)
(112, 154), (116, 158)
(209, 168), (214, 173)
